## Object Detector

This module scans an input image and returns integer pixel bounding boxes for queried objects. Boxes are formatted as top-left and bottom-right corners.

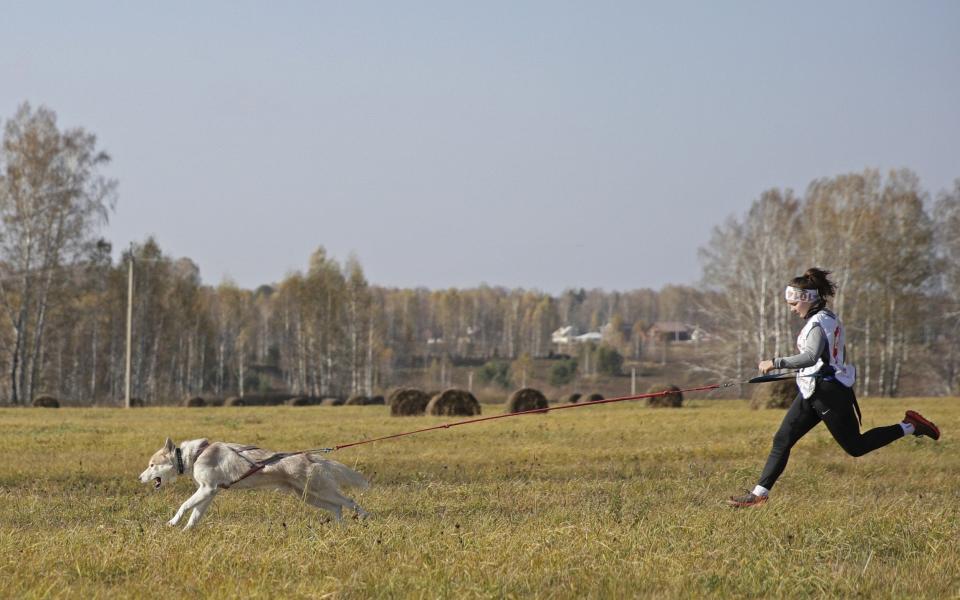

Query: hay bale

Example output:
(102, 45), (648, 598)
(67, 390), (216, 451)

(505, 388), (548, 413)
(750, 379), (797, 410)
(286, 396), (322, 406)
(563, 392), (582, 404)
(184, 396), (206, 407)
(241, 394), (293, 406)
(345, 394), (369, 406)
(426, 388), (481, 416)
(32, 395), (59, 408)
(320, 397), (345, 406)
(646, 384), (683, 408)
(368, 395), (386, 405)
(387, 388), (406, 405)
(585, 393), (605, 402)
(389, 388), (431, 416)
(224, 396), (246, 407)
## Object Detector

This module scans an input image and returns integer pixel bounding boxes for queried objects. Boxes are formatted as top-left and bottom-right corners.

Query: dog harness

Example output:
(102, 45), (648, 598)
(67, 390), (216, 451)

(224, 448), (296, 488)
(185, 442), (295, 490)
(175, 440), (210, 475)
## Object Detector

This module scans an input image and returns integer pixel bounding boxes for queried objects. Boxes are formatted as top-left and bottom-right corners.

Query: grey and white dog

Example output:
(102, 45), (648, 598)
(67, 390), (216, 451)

(139, 438), (369, 530)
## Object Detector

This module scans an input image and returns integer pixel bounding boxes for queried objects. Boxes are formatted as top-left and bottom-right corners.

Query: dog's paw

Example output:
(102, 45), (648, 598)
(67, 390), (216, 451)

(166, 518), (179, 527)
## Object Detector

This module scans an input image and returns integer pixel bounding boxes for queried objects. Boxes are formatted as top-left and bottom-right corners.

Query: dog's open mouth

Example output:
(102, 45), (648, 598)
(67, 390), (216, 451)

(153, 477), (162, 490)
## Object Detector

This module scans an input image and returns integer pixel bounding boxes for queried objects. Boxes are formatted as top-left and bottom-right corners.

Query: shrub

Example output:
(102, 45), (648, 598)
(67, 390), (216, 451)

(476, 361), (511, 388)
(549, 359), (578, 386)
(595, 346), (623, 376)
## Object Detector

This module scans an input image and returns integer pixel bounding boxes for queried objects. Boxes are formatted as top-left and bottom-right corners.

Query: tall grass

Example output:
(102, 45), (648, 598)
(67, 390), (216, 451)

(1, 398), (957, 598)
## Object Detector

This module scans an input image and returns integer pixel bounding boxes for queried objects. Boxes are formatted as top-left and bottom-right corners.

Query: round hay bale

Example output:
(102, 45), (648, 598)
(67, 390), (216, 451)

(563, 392), (582, 404)
(646, 384), (683, 408)
(585, 393), (605, 402)
(286, 396), (322, 406)
(320, 397), (345, 406)
(240, 394), (292, 406)
(426, 388), (481, 416)
(505, 388), (548, 413)
(183, 396), (206, 407)
(390, 388), (430, 416)
(750, 379), (797, 410)
(225, 396), (246, 407)
(368, 395), (386, 405)
(345, 394), (369, 406)
(387, 388), (406, 405)
(32, 395), (59, 408)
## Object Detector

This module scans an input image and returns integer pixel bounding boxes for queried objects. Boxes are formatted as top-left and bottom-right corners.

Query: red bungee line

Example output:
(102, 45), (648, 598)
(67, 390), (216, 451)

(312, 381), (732, 454)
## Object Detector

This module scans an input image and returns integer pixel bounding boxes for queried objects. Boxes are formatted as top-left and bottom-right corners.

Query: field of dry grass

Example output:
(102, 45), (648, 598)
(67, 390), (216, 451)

(1, 396), (958, 598)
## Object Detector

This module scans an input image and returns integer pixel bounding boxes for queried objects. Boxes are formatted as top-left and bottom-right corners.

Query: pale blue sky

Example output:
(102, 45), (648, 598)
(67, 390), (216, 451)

(2, 2), (958, 292)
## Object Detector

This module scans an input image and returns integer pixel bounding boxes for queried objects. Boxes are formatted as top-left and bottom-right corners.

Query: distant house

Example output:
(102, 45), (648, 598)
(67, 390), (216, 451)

(551, 325), (603, 349)
(648, 322), (695, 342)
(551, 325), (577, 345)
(573, 331), (603, 343)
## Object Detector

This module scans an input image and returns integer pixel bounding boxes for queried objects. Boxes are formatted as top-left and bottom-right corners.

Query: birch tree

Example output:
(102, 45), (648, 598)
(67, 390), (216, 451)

(0, 103), (116, 403)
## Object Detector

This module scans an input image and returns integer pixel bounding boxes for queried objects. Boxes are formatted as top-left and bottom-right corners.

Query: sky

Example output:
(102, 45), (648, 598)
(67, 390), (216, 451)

(2, 1), (958, 293)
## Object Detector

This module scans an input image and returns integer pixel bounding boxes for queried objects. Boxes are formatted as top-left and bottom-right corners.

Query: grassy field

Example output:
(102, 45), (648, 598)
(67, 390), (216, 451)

(1, 397), (958, 599)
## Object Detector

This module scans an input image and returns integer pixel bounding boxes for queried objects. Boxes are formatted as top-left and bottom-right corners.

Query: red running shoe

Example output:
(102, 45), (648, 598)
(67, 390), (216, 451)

(904, 410), (940, 441)
(727, 491), (768, 508)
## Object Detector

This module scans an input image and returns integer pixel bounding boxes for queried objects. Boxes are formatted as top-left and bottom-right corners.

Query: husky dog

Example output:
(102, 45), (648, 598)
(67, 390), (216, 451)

(139, 438), (369, 530)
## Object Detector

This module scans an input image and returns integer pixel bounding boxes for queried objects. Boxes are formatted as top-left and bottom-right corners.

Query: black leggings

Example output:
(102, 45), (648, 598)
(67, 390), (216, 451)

(758, 379), (904, 490)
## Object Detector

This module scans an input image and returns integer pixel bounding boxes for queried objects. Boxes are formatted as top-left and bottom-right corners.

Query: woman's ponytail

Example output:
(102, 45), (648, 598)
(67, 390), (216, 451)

(801, 267), (836, 299)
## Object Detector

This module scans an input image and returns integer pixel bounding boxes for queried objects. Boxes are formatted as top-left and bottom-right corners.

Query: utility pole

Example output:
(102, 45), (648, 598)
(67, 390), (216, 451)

(125, 254), (134, 408)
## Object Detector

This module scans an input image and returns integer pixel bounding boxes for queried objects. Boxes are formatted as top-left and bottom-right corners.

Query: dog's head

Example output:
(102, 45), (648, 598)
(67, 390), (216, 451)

(138, 437), (179, 491)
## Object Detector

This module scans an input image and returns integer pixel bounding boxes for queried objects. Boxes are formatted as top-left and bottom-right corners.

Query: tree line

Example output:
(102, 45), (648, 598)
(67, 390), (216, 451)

(2, 103), (957, 404)
(700, 170), (960, 397)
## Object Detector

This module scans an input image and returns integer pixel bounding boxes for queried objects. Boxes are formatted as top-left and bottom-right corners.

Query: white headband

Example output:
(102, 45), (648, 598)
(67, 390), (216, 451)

(785, 286), (819, 303)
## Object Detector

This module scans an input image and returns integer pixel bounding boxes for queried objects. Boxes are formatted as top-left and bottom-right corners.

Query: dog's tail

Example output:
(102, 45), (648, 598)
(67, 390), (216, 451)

(312, 455), (370, 490)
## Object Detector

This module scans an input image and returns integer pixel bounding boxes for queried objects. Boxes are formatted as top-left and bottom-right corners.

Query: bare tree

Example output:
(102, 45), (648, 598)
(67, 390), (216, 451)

(0, 103), (115, 403)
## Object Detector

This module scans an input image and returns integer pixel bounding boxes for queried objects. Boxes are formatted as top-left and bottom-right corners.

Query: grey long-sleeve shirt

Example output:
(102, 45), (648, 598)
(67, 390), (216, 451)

(773, 325), (826, 369)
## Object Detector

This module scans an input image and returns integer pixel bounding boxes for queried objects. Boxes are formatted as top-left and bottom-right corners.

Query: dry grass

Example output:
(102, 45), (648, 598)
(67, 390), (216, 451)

(1, 397), (958, 598)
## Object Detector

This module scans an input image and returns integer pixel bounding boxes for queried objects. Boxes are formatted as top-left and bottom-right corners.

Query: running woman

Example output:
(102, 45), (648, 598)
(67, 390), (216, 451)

(728, 268), (940, 508)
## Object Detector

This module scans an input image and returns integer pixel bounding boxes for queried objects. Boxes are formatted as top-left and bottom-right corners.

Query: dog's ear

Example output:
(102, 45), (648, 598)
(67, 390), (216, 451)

(164, 437), (175, 452)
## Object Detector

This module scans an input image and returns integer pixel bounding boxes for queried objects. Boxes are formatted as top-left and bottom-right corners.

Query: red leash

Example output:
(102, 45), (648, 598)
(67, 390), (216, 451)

(311, 382), (731, 454)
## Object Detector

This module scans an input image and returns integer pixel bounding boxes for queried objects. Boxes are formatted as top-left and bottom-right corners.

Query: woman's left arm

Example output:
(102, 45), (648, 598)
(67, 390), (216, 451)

(758, 327), (826, 373)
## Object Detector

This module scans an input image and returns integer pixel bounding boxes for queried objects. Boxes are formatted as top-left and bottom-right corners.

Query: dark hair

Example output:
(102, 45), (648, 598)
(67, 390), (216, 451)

(789, 267), (836, 299)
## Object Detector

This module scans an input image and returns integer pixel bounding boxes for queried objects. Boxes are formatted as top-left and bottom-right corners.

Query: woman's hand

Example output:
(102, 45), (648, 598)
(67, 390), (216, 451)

(758, 359), (775, 374)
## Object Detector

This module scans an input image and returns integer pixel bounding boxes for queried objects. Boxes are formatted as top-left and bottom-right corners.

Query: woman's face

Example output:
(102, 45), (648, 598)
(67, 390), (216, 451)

(787, 299), (815, 318)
